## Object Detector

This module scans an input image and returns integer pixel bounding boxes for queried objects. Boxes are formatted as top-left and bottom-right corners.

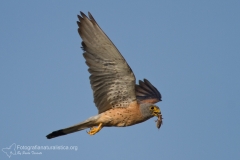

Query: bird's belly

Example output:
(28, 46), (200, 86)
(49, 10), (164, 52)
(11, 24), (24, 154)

(98, 106), (144, 127)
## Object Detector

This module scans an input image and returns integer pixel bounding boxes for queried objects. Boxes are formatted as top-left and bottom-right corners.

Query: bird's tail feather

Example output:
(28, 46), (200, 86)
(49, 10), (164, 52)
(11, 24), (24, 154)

(46, 117), (96, 139)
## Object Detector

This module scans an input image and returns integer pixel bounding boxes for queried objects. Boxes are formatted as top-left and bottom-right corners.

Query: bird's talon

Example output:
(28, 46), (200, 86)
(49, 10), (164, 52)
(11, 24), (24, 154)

(87, 123), (102, 135)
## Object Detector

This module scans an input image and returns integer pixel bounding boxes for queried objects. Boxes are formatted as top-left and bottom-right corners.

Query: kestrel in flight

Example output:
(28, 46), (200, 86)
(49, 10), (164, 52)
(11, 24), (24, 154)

(46, 12), (163, 139)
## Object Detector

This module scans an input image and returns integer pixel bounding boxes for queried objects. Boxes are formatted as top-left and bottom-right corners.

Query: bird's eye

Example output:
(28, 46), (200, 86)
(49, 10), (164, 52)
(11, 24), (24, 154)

(151, 106), (154, 110)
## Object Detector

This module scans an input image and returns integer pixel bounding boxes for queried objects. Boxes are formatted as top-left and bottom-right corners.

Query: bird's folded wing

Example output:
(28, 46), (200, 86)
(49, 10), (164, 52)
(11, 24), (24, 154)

(77, 12), (136, 113)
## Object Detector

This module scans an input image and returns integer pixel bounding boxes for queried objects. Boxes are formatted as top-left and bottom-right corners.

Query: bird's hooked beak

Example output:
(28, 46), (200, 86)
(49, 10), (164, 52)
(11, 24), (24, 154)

(151, 106), (161, 117)
(150, 106), (163, 129)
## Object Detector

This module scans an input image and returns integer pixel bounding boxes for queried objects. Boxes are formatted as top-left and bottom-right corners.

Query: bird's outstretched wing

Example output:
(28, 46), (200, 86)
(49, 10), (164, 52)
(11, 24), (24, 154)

(77, 12), (136, 113)
(135, 79), (162, 104)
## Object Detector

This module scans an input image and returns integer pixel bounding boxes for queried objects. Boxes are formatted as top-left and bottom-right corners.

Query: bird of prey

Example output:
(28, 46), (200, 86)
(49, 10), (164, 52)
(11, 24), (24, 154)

(46, 12), (162, 139)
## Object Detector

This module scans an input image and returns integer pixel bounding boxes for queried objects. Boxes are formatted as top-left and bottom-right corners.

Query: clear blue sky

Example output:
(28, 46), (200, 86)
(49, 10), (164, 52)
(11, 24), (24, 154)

(1, 1), (240, 160)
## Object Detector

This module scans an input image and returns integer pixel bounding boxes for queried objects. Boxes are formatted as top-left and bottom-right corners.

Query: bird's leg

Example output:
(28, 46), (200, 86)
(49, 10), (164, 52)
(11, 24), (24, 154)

(87, 123), (103, 135)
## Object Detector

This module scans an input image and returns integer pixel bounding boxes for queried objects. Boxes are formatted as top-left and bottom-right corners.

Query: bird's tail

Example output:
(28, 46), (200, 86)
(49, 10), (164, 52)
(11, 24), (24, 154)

(46, 115), (98, 139)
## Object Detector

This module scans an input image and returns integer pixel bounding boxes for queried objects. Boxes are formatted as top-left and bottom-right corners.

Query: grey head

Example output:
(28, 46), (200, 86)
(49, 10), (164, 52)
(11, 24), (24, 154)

(139, 103), (161, 120)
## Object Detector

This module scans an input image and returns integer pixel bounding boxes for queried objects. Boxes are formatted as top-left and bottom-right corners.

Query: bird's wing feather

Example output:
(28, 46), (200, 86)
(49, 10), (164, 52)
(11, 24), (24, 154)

(77, 12), (136, 113)
(135, 79), (162, 104)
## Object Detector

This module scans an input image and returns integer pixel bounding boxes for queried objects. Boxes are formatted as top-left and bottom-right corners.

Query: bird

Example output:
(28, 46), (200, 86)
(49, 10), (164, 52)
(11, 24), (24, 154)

(46, 11), (163, 139)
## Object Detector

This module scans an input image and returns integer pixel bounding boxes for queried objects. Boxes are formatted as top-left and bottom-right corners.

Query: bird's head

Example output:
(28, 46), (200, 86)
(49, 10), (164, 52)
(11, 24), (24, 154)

(140, 103), (161, 119)
(139, 103), (163, 129)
